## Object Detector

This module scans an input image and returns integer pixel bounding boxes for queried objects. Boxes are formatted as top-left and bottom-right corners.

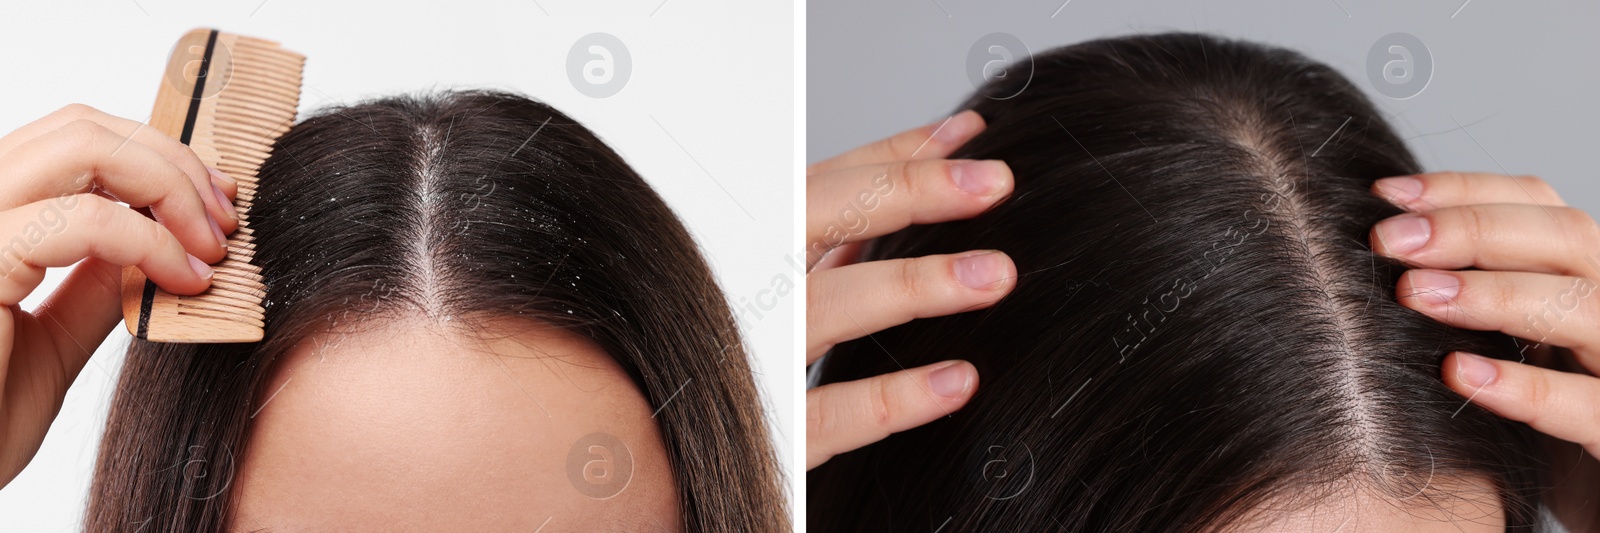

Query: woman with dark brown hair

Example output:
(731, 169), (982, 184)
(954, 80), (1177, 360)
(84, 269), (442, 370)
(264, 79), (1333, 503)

(0, 92), (786, 531)
(807, 33), (1600, 532)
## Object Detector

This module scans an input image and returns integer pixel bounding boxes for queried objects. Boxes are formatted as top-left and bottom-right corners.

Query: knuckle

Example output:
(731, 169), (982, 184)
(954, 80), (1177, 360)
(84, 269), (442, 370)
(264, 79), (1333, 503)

(1437, 170), (1467, 190)
(1574, 284), (1600, 343)
(140, 217), (176, 255)
(56, 119), (106, 152)
(867, 376), (898, 430)
(1455, 205), (1487, 245)
(886, 161), (919, 200)
(805, 389), (829, 434)
(52, 103), (96, 122)
(75, 194), (116, 229)
(1557, 207), (1600, 251)
(1515, 175), (1557, 201)
(894, 257), (929, 304)
(1477, 273), (1515, 312)
(1523, 369), (1552, 413)
(888, 130), (923, 161)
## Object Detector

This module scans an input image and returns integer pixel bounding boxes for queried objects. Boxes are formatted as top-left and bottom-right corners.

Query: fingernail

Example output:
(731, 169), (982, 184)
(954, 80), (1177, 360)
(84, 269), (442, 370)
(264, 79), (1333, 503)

(213, 183), (238, 220)
(1455, 353), (1498, 388)
(1406, 270), (1460, 304)
(955, 251), (1008, 290)
(934, 110), (981, 145)
(209, 214), (228, 250)
(950, 160), (1007, 196)
(188, 254), (214, 280)
(928, 361), (974, 398)
(1375, 176), (1423, 206)
(1374, 215), (1431, 255)
(207, 166), (236, 187)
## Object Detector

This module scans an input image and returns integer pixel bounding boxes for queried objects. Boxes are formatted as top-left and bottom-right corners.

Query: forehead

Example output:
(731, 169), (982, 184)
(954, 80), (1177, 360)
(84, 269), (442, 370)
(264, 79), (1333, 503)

(1228, 479), (1503, 533)
(228, 318), (679, 532)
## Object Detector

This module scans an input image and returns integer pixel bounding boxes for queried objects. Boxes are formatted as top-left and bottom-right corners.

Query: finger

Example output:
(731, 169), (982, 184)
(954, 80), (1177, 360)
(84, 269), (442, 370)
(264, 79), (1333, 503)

(806, 360), (978, 470)
(808, 251), (1015, 363)
(0, 104), (235, 231)
(1371, 204), (1600, 278)
(807, 110), (986, 175)
(812, 242), (864, 272)
(1398, 269), (1600, 364)
(1442, 352), (1600, 451)
(210, 166), (238, 204)
(0, 194), (212, 306)
(0, 120), (230, 263)
(208, 168), (239, 223)
(1373, 172), (1565, 212)
(30, 259), (123, 380)
(806, 159), (1012, 264)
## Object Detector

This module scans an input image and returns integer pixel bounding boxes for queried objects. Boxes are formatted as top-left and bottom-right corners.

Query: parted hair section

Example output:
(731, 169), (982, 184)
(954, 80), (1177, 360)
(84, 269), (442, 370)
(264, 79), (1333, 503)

(86, 90), (786, 532)
(809, 34), (1543, 532)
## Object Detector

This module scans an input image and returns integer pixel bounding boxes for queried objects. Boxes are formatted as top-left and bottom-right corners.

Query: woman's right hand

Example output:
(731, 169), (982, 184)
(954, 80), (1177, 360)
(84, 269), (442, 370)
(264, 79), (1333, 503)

(806, 111), (1017, 470)
(1371, 171), (1600, 531)
(0, 104), (239, 488)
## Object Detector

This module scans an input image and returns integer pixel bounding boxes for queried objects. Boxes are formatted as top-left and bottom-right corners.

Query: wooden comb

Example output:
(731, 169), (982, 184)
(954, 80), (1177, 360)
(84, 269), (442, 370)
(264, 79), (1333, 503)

(119, 29), (304, 343)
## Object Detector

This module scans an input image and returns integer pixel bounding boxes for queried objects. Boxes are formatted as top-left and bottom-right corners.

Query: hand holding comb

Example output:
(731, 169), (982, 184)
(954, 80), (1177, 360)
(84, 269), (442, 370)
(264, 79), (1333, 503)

(119, 29), (304, 343)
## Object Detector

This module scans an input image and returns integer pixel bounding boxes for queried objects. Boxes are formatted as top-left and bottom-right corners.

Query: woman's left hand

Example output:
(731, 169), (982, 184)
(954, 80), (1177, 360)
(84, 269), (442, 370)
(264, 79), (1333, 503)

(1370, 171), (1600, 532)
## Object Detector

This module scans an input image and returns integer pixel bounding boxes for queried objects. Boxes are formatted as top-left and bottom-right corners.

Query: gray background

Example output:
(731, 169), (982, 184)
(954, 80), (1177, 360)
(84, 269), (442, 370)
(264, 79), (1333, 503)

(808, 0), (1600, 214)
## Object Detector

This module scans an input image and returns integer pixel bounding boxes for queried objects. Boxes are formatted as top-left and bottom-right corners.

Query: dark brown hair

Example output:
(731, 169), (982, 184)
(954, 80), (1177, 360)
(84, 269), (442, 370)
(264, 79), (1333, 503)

(86, 90), (786, 532)
(809, 33), (1543, 532)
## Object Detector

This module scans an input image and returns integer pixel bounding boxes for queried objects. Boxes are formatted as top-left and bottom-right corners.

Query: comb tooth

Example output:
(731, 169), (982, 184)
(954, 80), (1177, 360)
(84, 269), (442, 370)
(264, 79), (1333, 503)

(212, 113), (291, 139)
(210, 85), (299, 113)
(230, 54), (303, 74)
(232, 49), (303, 67)
(219, 77), (302, 97)
(216, 154), (269, 172)
(175, 305), (266, 326)
(207, 269), (262, 287)
(215, 97), (296, 117)
(213, 105), (293, 128)
(234, 44), (304, 65)
(194, 284), (266, 304)
(215, 165), (261, 180)
(208, 139), (273, 161)
(191, 273), (262, 293)
(235, 53), (303, 71)
(210, 119), (293, 142)
(235, 45), (303, 62)
(232, 35), (285, 47)
(209, 282), (264, 299)
(213, 143), (273, 162)
(219, 261), (263, 275)
(179, 290), (264, 307)
(227, 59), (303, 82)
(221, 76), (300, 101)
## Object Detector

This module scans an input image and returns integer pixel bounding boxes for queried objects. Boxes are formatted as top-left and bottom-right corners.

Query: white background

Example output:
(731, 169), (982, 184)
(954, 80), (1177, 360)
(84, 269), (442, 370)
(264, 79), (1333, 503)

(0, 1), (797, 529)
